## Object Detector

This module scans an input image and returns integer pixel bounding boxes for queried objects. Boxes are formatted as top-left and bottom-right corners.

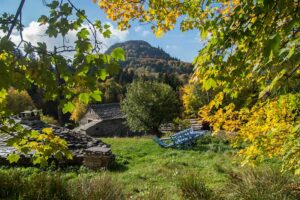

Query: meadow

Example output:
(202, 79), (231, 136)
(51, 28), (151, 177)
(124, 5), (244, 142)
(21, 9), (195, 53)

(0, 136), (299, 200)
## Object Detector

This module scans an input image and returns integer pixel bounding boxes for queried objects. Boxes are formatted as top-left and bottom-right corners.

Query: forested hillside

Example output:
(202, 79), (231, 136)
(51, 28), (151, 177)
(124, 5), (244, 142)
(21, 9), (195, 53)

(106, 40), (193, 87)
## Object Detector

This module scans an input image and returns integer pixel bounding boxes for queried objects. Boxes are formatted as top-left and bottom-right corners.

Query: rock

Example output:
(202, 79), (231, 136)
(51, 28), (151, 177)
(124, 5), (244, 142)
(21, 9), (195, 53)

(83, 147), (115, 170)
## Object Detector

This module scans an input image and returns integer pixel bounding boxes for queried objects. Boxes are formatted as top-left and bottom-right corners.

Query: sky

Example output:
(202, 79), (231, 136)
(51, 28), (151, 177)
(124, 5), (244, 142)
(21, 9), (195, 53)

(0, 0), (203, 62)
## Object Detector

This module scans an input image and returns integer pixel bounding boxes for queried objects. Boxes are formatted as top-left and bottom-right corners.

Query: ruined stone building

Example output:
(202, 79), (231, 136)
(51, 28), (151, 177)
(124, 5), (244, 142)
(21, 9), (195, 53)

(0, 110), (115, 169)
(76, 103), (130, 137)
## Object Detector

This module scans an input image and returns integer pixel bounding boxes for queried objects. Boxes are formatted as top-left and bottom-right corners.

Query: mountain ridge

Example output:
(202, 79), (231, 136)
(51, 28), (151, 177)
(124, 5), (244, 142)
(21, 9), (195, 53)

(106, 40), (193, 75)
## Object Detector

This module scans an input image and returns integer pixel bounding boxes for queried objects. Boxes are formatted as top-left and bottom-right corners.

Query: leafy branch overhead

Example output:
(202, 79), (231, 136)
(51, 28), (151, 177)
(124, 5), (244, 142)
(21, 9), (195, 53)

(96, 0), (300, 173)
(0, 0), (124, 166)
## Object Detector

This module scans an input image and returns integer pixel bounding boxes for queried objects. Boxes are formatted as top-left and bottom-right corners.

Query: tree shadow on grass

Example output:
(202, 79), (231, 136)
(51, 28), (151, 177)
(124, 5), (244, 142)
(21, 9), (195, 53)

(108, 155), (130, 172)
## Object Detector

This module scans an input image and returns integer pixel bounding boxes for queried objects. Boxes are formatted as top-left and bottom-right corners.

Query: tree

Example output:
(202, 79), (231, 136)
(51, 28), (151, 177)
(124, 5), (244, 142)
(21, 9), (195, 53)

(0, 0), (124, 166)
(121, 81), (179, 136)
(96, 0), (300, 173)
(5, 88), (35, 114)
(70, 100), (87, 123)
(182, 82), (211, 117)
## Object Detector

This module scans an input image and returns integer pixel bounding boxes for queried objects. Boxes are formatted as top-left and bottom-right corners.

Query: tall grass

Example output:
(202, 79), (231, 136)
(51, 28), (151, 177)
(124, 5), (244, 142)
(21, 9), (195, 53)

(0, 171), (124, 200)
(22, 173), (70, 200)
(222, 166), (300, 200)
(178, 174), (215, 200)
(0, 170), (23, 199)
(68, 174), (125, 200)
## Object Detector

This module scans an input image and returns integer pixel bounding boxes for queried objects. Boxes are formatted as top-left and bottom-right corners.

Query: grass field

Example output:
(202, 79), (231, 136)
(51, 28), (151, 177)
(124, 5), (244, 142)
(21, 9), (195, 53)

(1, 137), (298, 200)
(102, 137), (235, 199)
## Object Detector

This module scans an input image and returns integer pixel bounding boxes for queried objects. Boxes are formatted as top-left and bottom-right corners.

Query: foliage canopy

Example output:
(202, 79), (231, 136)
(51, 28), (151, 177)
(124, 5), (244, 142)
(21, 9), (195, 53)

(0, 0), (124, 166)
(97, 0), (300, 172)
(121, 81), (179, 136)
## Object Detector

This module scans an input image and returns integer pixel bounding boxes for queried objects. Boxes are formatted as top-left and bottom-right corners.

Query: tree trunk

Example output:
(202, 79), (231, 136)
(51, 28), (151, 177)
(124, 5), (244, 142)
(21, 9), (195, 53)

(54, 46), (64, 126)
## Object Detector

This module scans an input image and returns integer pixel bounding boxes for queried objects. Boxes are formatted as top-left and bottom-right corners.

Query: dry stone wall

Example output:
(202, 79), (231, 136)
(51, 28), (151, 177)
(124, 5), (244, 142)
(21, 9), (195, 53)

(0, 119), (115, 169)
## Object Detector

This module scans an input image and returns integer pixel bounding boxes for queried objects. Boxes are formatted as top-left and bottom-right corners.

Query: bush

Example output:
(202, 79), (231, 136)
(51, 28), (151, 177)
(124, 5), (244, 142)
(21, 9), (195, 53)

(193, 134), (231, 152)
(41, 114), (59, 125)
(68, 174), (125, 200)
(223, 166), (300, 200)
(178, 174), (215, 200)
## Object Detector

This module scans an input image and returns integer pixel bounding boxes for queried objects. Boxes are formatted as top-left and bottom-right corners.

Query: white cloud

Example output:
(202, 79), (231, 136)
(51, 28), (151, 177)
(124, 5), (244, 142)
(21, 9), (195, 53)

(132, 26), (151, 37)
(106, 22), (128, 44)
(142, 30), (150, 37)
(0, 21), (129, 57)
(134, 26), (142, 33)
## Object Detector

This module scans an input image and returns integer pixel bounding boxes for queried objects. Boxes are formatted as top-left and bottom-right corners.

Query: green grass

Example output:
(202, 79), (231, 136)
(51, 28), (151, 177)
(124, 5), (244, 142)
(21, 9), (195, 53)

(2, 137), (297, 200)
(101, 137), (236, 199)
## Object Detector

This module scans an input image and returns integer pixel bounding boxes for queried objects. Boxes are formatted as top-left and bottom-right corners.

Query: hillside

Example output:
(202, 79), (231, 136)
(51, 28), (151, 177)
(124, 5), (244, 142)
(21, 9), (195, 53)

(101, 40), (194, 103)
(106, 40), (193, 75)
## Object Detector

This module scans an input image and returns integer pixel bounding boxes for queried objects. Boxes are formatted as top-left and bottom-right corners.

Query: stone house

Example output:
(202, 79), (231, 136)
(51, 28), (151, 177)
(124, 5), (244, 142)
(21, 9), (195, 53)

(77, 103), (129, 137)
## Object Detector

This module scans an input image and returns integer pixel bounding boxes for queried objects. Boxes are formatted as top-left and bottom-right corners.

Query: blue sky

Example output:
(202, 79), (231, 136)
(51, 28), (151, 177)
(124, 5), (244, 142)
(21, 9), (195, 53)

(0, 0), (202, 62)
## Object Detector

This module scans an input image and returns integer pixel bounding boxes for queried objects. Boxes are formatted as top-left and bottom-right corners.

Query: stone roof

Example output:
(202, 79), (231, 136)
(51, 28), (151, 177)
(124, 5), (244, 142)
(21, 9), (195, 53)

(0, 119), (114, 168)
(89, 103), (124, 120)
(79, 120), (102, 131)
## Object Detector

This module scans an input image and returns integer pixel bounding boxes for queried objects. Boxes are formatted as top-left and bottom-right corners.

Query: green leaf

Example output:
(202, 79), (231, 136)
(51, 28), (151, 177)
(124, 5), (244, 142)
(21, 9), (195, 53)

(79, 93), (90, 104)
(7, 153), (20, 164)
(203, 78), (217, 91)
(77, 28), (89, 39)
(90, 90), (102, 102)
(259, 69), (287, 99)
(48, 1), (59, 9)
(0, 89), (7, 103)
(98, 69), (108, 80)
(201, 29), (208, 39)
(104, 24), (110, 29)
(264, 33), (281, 61)
(94, 20), (102, 29)
(103, 30), (112, 38)
(61, 3), (72, 15)
(38, 15), (48, 24)
(32, 156), (48, 167)
(111, 47), (125, 61)
(106, 63), (120, 75)
(62, 101), (75, 114)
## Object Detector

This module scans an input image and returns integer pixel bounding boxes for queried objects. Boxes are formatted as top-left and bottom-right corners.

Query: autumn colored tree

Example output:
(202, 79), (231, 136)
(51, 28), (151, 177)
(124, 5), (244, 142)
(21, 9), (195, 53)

(97, 0), (300, 173)
(5, 88), (35, 114)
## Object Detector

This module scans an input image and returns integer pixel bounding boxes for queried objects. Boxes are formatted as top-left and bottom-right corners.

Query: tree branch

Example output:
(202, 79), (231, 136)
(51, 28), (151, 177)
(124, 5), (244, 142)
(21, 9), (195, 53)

(7, 0), (26, 38)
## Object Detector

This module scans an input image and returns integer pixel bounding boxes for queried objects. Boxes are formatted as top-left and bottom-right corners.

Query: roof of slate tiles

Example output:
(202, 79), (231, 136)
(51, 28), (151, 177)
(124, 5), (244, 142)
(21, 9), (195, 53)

(89, 103), (124, 120)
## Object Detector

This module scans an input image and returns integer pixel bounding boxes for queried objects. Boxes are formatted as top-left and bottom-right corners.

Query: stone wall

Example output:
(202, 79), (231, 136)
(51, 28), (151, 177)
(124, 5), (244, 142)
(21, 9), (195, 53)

(79, 109), (100, 126)
(85, 119), (129, 137)
(0, 119), (115, 169)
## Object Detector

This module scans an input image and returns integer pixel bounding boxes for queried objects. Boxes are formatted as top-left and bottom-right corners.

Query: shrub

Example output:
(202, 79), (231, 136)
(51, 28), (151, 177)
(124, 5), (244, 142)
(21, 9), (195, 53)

(223, 166), (300, 200)
(178, 174), (215, 200)
(172, 117), (191, 131)
(68, 174), (125, 200)
(41, 114), (59, 125)
(193, 134), (230, 152)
